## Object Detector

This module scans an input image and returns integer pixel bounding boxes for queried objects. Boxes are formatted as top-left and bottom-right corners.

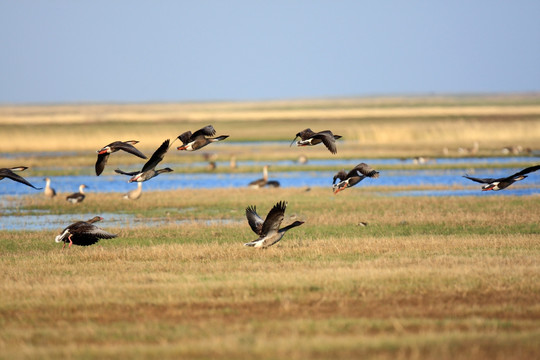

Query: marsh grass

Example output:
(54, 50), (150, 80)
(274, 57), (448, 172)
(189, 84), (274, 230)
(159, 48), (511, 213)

(1, 96), (540, 158)
(1, 187), (539, 359)
(1, 96), (540, 359)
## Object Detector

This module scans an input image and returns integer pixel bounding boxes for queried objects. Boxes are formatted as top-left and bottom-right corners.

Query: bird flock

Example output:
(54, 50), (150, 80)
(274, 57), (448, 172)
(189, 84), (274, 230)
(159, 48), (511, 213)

(1, 125), (539, 249)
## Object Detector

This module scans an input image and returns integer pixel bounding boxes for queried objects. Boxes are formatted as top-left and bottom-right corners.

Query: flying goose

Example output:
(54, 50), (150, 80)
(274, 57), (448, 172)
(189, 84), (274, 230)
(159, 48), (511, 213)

(290, 128), (342, 154)
(333, 163), (380, 194)
(0, 167), (42, 190)
(176, 125), (229, 151)
(44, 177), (56, 197)
(463, 165), (540, 191)
(66, 184), (87, 203)
(54, 216), (117, 249)
(95, 140), (147, 176)
(244, 201), (304, 248)
(123, 182), (142, 200)
(115, 139), (173, 182)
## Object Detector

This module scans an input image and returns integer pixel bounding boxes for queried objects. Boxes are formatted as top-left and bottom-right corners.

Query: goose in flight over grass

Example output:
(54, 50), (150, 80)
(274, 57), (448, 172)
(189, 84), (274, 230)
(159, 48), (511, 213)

(244, 201), (304, 248)
(176, 125), (229, 151)
(290, 128), (342, 154)
(0, 166), (42, 190)
(55, 216), (117, 249)
(95, 140), (147, 176)
(463, 165), (540, 191)
(333, 163), (380, 194)
(115, 139), (173, 182)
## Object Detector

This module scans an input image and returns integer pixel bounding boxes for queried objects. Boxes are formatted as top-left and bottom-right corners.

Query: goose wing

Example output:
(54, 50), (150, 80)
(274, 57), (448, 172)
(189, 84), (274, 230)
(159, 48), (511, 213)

(0, 168), (42, 189)
(350, 163), (379, 178)
(69, 222), (117, 246)
(507, 164), (540, 179)
(141, 139), (170, 172)
(177, 131), (193, 145)
(116, 142), (147, 159)
(261, 201), (286, 236)
(297, 128), (316, 140)
(114, 168), (139, 176)
(313, 130), (337, 154)
(333, 170), (348, 184)
(246, 205), (264, 235)
(462, 175), (495, 184)
(95, 153), (109, 176)
(191, 125), (216, 139)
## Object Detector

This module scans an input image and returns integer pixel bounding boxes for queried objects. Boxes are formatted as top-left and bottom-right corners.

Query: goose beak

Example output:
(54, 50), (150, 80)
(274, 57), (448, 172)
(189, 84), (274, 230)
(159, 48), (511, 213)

(177, 146), (186, 151)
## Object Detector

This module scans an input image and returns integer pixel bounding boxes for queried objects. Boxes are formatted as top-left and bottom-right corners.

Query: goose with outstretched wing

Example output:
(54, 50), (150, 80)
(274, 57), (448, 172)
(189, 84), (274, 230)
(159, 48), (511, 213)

(244, 201), (304, 248)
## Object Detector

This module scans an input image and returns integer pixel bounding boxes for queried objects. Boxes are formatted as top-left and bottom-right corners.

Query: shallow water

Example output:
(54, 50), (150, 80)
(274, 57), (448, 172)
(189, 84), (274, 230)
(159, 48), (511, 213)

(0, 212), (242, 231)
(1, 162), (539, 196)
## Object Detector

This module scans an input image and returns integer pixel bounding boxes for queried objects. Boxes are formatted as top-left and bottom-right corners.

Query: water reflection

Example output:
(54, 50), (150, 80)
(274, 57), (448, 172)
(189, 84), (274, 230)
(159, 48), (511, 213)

(0, 212), (242, 231)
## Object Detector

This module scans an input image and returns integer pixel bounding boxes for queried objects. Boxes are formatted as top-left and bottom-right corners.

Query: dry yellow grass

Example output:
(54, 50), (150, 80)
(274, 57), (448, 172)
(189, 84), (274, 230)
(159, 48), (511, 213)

(1, 189), (539, 359)
(1, 96), (540, 359)
(1, 95), (539, 154)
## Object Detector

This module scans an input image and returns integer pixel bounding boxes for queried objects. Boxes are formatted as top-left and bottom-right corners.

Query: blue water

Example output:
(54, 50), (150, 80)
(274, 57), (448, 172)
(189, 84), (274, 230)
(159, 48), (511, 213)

(1, 165), (539, 196)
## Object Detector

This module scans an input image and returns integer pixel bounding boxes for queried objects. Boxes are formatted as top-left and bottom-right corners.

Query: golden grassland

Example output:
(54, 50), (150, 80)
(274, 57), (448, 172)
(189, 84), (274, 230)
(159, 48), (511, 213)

(1, 188), (540, 359)
(1, 95), (540, 157)
(1, 96), (540, 359)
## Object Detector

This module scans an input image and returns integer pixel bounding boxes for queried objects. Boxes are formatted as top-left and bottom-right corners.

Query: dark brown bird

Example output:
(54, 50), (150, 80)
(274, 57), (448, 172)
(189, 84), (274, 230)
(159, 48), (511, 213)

(244, 201), (304, 248)
(0, 166), (42, 190)
(95, 140), (147, 176)
(463, 165), (540, 191)
(115, 139), (173, 182)
(54, 216), (117, 249)
(333, 163), (380, 194)
(176, 125), (229, 151)
(290, 128), (342, 154)
(66, 184), (87, 203)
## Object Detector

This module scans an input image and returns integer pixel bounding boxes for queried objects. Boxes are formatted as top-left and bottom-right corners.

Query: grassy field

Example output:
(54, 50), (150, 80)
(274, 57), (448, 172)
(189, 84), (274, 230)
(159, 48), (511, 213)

(1, 189), (540, 359)
(1, 95), (540, 359)
(1, 95), (540, 160)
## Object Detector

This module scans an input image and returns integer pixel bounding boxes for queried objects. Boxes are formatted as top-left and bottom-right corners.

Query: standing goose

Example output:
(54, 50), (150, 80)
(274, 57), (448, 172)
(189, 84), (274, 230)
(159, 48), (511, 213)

(463, 165), (540, 191)
(44, 177), (56, 197)
(176, 125), (229, 151)
(290, 128), (342, 154)
(333, 163), (380, 194)
(95, 140), (147, 176)
(115, 139), (173, 182)
(0, 167), (42, 190)
(248, 165), (269, 188)
(244, 201), (304, 248)
(54, 216), (117, 249)
(123, 182), (142, 200)
(66, 184), (88, 203)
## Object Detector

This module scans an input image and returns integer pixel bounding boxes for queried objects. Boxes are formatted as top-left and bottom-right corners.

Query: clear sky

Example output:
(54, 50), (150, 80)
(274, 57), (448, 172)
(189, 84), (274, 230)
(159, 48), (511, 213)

(1, 1), (539, 104)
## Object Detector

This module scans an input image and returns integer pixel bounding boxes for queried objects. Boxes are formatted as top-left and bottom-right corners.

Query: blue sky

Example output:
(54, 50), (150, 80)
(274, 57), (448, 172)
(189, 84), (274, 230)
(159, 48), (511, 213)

(1, 1), (539, 104)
